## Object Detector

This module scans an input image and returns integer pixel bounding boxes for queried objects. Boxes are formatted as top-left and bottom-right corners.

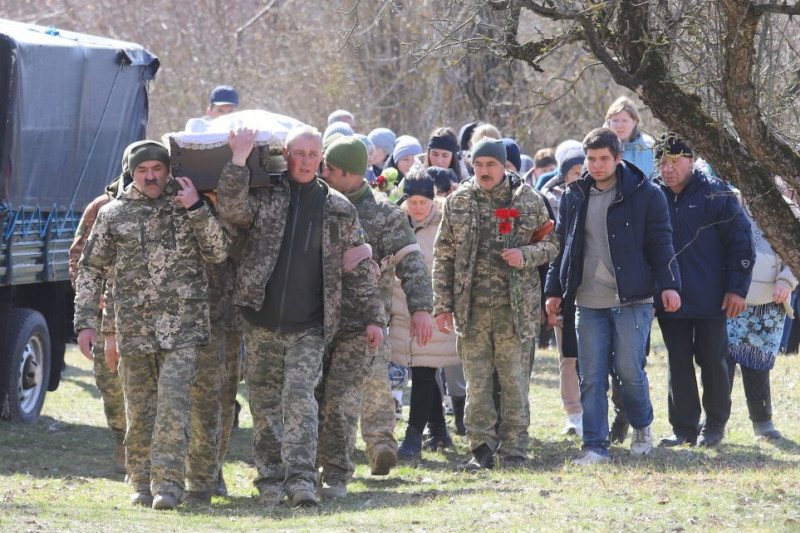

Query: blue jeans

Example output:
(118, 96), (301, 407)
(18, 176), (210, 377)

(576, 304), (654, 455)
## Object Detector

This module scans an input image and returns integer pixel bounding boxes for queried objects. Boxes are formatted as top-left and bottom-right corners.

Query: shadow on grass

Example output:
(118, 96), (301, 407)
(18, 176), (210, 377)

(0, 416), (125, 481)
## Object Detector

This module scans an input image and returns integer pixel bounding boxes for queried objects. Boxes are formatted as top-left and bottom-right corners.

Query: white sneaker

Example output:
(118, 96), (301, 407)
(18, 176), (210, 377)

(571, 449), (610, 466)
(630, 424), (653, 456)
(562, 413), (584, 437)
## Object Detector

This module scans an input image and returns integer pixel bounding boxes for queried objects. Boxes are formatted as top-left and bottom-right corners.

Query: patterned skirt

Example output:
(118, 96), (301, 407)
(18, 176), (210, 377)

(727, 302), (786, 370)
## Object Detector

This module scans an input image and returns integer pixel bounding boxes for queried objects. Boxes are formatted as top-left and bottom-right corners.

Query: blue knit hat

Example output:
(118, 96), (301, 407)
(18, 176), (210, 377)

(324, 121), (354, 141)
(559, 146), (585, 177)
(368, 127), (396, 156)
(392, 135), (423, 161)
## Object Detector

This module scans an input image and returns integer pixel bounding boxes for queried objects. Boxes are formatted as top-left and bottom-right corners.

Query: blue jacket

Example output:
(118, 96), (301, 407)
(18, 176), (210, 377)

(622, 132), (655, 180)
(655, 169), (754, 319)
(544, 161), (680, 306)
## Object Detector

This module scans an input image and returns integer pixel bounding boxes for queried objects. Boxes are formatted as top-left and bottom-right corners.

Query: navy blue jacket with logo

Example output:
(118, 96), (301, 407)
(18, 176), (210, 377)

(655, 169), (754, 319)
(544, 161), (681, 307)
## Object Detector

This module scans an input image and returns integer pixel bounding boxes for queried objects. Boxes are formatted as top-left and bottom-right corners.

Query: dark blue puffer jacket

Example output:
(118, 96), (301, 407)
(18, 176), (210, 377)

(544, 161), (681, 306)
(655, 169), (754, 319)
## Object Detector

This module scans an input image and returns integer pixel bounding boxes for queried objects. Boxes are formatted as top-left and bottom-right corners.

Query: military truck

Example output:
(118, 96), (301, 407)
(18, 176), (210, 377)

(0, 19), (159, 422)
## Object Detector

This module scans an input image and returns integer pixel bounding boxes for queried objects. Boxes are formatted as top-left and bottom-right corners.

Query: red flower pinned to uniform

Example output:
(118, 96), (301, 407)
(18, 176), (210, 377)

(508, 208), (519, 219)
(495, 208), (510, 219)
(498, 221), (513, 235)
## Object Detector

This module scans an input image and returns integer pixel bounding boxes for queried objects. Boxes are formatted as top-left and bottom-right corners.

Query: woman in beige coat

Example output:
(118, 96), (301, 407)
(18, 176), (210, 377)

(391, 165), (460, 459)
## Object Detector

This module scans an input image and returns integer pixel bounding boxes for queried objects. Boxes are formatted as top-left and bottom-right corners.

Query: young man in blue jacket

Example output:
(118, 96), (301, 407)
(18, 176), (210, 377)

(654, 133), (754, 448)
(545, 128), (681, 465)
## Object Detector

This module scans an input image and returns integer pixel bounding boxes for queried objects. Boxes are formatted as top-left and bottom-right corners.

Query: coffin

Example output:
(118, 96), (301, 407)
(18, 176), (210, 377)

(163, 109), (305, 191)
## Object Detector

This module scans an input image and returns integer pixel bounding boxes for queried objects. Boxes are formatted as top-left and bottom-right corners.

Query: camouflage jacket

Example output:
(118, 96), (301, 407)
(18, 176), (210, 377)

(432, 171), (559, 342)
(216, 163), (385, 341)
(74, 182), (228, 354)
(340, 182), (432, 330)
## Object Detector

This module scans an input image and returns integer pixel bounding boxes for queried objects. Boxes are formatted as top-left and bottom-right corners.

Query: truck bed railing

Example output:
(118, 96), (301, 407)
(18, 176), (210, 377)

(0, 204), (81, 286)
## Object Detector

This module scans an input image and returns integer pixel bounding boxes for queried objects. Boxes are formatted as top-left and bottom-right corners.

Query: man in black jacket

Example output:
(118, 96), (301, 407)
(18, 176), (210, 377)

(654, 133), (754, 448)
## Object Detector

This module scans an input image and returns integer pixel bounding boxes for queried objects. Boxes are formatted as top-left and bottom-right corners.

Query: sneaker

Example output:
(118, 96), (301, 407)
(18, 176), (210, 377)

(182, 490), (212, 506)
(630, 424), (653, 456)
(290, 489), (319, 508)
(130, 491), (153, 507)
(562, 413), (583, 437)
(369, 444), (397, 475)
(152, 492), (178, 511)
(571, 450), (610, 466)
(320, 481), (347, 499)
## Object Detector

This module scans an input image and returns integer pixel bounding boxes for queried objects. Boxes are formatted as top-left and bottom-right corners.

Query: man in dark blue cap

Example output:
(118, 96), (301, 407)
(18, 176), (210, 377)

(184, 85), (240, 132)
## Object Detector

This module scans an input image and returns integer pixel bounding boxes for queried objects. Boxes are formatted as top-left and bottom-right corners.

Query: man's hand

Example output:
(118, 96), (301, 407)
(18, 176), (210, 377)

(545, 297), (562, 326)
(366, 324), (384, 349)
(661, 289), (681, 313)
(77, 328), (97, 361)
(501, 248), (523, 268)
(774, 284), (792, 304)
(228, 127), (258, 166)
(435, 312), (454, 334)
(105, 334), (119, 373)
(409, 310), (433, 347)
(721, 292), (747, 318)
(172, 176), (200, 209)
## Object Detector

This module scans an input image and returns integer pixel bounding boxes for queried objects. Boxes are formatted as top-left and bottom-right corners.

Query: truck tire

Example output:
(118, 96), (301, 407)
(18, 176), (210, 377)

(1, 308), (51, 423)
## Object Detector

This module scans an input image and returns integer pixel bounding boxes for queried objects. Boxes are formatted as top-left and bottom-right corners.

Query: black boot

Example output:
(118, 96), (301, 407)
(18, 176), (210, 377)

(397, 426), (423, 460)
(462, 443), (494, 472)
(743, 368), (782, 439)
(425, 423), (452, 451)
(452, 396), (466, 436)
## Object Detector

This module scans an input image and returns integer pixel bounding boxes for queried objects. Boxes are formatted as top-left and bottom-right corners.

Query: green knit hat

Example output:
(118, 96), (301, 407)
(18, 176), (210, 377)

(470, 138), (507, 166)
(324, 136), (368, 176)
(127, 140), (170, 172)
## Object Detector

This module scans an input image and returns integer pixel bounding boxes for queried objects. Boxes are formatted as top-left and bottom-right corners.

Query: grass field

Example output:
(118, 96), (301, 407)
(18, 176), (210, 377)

(3, 330), (800, 532)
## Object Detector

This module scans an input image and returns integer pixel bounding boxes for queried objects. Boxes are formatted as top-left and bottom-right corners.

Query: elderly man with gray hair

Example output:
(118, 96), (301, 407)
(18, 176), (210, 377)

(216, 125), (384, 510)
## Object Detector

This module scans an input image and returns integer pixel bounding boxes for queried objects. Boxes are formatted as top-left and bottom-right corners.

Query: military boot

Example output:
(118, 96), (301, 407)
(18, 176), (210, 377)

(462, 443), (494, 472)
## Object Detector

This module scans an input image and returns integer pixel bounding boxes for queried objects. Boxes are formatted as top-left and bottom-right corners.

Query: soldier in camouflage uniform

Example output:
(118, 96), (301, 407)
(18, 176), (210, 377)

(432, 138), (559, 470)
(317, 136), (433, 496)
(216, 127), (384, 510)
(184, 217), (244, 505)
(68, 156), (130, 475)
(74, 140), (228, 510)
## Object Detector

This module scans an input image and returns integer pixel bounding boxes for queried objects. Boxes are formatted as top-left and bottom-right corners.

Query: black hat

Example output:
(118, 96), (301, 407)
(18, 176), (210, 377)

(655, 132), (693, 160)
(427, 166), (458, 193)
(402, 166), (436, 200)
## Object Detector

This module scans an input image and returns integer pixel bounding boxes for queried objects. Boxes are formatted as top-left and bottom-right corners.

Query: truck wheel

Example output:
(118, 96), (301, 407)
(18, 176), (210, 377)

(2, 309), (51, 423)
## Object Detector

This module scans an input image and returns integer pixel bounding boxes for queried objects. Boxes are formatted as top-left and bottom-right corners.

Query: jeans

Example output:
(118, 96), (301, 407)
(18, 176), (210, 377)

(576, 304), (654, 455)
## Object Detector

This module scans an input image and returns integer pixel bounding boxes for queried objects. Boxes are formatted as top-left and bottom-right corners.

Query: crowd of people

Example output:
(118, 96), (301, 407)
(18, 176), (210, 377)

(70, 87), (797, 510)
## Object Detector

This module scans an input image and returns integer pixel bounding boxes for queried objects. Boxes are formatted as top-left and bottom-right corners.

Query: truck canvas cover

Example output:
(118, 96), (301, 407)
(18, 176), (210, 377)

(0, 19), (159, 210)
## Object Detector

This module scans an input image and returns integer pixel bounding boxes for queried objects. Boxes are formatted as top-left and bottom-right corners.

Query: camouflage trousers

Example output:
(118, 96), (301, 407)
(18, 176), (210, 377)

(90, 336), (126, 446)
(359, 339), (397, 458)
(218, 330), (243, 474)
(316, 329), (372, 485)
(186, 322), (238, 492)
(244, 323), (324, 497)
(457, 305), (533, 458)
(118, 345), (198, 498)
